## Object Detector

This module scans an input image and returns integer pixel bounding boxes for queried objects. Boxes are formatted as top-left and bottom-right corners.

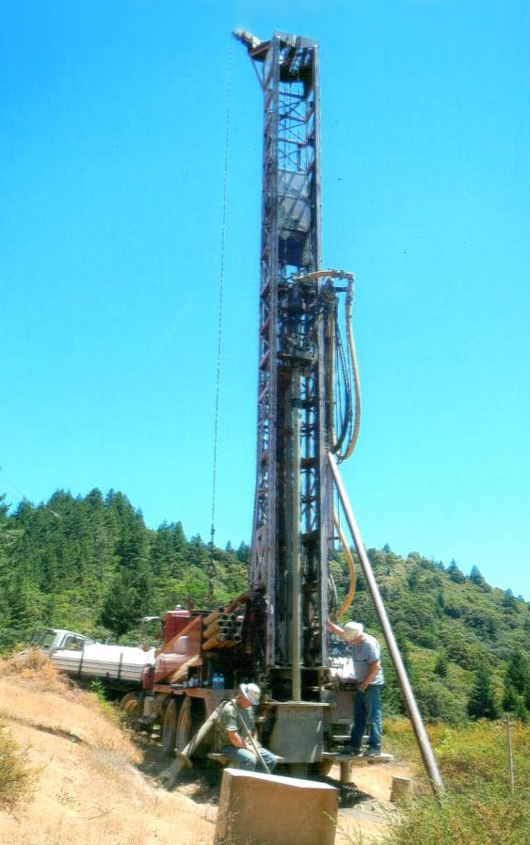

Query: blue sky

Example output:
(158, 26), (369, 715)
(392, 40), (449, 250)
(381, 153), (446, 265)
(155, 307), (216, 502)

(1, 1), (529, 599)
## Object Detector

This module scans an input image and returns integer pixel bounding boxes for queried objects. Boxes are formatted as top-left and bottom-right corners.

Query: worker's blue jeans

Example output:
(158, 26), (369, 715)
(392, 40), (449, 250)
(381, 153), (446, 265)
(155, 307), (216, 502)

(350, 684), (383, 752)
(221, 744), (278, 772)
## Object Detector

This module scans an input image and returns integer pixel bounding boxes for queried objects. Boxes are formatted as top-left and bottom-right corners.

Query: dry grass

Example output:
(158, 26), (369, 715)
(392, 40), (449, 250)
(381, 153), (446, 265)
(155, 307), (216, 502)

(0, 654), (139, 760)
(0, 655), (216, 845)
(0, 721), (35, 809)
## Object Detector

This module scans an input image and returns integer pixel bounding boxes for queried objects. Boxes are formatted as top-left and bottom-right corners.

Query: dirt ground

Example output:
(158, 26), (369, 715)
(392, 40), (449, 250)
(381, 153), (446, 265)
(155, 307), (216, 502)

(0, 659), (412, 844)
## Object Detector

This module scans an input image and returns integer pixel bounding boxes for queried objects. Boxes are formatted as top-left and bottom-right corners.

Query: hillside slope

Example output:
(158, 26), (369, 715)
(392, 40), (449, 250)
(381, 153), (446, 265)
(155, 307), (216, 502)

(0, 656), (215, 845)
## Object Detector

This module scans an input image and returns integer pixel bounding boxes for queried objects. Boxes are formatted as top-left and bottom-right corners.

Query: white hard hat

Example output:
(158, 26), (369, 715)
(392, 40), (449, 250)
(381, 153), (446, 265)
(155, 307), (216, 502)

(239, 682), (261, 706)
(343, 621), (364, 641)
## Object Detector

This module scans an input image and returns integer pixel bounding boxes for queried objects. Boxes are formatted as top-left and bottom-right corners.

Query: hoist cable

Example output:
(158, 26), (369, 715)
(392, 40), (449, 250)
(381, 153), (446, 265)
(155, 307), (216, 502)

(209, 41), (233, 600)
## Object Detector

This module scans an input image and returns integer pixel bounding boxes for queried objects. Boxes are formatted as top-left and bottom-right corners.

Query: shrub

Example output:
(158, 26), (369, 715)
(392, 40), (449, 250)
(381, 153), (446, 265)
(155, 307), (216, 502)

(374, 784), (530, 845)
(414, 678), (467, 725)
(0, 722), (34, 808)
(89, 679), (108, 705)
(434, 652), (448, 679)
(356, 720), (530, 845)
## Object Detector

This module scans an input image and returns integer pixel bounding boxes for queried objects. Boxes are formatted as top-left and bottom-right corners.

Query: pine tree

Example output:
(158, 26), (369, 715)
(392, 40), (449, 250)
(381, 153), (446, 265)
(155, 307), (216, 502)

(0, 493), (14, 628)
(503, 650), (530, 719)
(434, 651), (448, 679)
(100, 571), (140, 639)
(0, 492), (25, 634)
(468, 662), (500, 720)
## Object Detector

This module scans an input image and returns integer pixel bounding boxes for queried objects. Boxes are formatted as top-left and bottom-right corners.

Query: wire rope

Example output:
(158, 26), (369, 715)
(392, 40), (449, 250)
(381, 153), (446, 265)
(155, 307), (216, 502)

(208, 41), (233, 602)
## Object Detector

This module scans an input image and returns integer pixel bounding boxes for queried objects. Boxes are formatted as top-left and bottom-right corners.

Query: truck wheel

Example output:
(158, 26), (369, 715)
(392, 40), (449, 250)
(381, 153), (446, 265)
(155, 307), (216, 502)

(175, 696), (192, 752)
(315, 759), (334, 777)
(162, 699), (179, 756)
(119, 692), (141, 718)
(304, 760), (334, 778)
(175, 697), (206, 758)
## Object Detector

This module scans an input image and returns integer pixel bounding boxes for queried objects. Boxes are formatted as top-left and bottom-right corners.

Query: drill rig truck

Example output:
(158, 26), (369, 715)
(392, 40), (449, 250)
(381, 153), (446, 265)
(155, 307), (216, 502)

(137, 32), (443, 792)
(136, 31), (358, 773)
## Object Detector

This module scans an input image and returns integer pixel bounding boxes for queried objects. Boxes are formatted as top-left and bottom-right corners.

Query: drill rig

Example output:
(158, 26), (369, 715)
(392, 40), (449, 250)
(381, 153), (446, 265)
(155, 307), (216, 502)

(234, 30), (359, 724)
(141, 30), (444, 792)
(137, 30), (444, 793)
(140, 30), (369, 778)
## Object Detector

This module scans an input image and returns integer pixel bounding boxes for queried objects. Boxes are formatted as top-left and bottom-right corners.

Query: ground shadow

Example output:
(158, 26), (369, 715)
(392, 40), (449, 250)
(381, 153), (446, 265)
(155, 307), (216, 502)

(130, 726), (373, 809)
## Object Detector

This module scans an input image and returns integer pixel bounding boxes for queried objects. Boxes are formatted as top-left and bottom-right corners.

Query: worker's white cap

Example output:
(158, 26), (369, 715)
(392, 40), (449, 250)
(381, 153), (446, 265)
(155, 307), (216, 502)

(343, 622), (364, 641)
(239, 682), (261, 706)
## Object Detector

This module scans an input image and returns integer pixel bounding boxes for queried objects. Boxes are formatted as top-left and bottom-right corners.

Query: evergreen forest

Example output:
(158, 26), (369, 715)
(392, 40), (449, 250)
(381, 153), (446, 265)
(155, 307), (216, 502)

(1, 487), (529, 725)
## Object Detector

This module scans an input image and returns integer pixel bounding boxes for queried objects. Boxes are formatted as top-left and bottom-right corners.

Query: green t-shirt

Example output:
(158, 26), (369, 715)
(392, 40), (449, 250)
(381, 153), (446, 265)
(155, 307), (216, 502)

(217, 699), (255, 749)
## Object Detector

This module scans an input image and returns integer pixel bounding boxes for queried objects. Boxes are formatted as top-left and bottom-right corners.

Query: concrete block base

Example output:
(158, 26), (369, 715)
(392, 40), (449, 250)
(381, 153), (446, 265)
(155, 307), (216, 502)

(391, 776), (413, 805)
(215, 768), (338, 845)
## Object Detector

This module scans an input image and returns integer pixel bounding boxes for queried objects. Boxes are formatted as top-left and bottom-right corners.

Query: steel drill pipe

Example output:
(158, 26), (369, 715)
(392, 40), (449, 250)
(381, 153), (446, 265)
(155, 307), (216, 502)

(222, 614), (235, 626)
(203, 637), (236, 651)
(327, 451), (444, 795)
(203, 620), (221, 639)
(204, 610), (221, 627)
(202, 637), (224, 651)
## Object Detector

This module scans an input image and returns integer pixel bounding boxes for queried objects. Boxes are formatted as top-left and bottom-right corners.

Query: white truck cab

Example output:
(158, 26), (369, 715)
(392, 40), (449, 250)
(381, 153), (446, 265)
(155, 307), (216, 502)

(32, 628), (93, 656)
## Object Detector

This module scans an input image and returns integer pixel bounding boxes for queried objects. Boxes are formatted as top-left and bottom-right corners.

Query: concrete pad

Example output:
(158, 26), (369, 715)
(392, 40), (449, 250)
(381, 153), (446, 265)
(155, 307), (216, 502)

(215, 768), (338, 845)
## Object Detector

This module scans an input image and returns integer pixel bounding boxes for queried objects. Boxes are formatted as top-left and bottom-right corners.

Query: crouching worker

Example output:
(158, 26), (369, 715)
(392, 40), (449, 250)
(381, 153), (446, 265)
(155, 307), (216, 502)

(218, 683), (280, 772)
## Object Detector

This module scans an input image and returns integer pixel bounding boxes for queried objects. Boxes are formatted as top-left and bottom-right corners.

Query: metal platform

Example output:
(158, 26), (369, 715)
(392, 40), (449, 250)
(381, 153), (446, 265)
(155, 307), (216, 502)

(328, 752), (394, 784)
(333, 752), (394, 765)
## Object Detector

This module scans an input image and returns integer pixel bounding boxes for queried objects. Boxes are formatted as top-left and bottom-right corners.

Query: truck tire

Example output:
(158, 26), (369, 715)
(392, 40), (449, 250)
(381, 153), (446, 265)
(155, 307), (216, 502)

(175, 696), (206, 755)
(175, 696), (192, 752)
(119, 692), (141, 718)
(162, 699), (179, 756)
(315, 758), (334, 777)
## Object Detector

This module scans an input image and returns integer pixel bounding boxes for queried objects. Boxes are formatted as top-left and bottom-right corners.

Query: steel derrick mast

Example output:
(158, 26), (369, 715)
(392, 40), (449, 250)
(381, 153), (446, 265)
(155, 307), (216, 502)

(235, 31), (353, 700)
